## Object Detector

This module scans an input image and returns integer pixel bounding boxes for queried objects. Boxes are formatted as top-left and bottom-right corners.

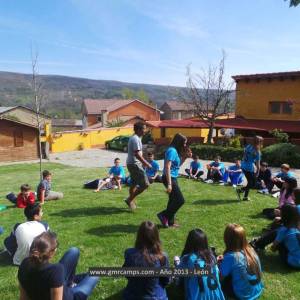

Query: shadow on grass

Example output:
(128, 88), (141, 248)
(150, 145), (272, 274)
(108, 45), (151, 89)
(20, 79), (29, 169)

(104, 290), (122, 300)
(259, 252), (299, 275)
(86, 224), (139, 237)
(50, 206), (130, 218)
(193, 199), (238, 206)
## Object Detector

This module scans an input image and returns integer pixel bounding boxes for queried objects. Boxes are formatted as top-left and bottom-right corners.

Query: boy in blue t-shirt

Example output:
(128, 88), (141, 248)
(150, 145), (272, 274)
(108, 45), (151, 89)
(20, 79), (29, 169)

(205, 156), (225, 183)
(185, 155), (204, 180)
(223, 159), (244, 187)
(272, 163), (295, 190)
(145, 152), (162, 183)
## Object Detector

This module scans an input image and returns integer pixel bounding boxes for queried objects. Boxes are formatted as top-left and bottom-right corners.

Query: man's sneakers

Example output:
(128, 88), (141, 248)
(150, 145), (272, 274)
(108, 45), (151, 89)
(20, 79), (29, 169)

(124, 198), (136, 210)
(157, 212), (169, 228)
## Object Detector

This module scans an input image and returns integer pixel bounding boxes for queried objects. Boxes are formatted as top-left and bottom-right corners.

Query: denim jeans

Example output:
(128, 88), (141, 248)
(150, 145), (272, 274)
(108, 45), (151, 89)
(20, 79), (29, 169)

(6, 192), (17, 204)
(59, 247), (100, 299)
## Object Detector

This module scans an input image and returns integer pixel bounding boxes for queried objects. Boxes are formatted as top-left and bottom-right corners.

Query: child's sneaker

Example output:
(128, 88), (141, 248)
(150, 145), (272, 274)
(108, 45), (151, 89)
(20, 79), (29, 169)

(174, 256), (180, 266)
(205, 179), (213, 184)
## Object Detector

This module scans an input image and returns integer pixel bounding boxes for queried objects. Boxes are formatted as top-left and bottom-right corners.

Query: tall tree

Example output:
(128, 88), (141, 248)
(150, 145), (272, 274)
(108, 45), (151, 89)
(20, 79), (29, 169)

(30, 46), (45, 179)
(185, 51), (234, 144)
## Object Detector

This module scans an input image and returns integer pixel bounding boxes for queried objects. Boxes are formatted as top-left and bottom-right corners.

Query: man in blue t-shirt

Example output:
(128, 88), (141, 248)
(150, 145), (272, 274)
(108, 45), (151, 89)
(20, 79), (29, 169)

(205, 156), (225, 183)
(108, 158), (126, 190)
(223, 159), (244, 186)
(145, 152), (162, 183)
(185, 155), (204, 180)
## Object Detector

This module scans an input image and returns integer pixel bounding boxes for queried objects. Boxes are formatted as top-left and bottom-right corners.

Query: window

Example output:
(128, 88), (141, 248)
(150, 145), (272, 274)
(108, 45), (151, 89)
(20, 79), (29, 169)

(269, 102), (293, 114)
(97, 115), (102, 122)
(14, 129), (23, 147)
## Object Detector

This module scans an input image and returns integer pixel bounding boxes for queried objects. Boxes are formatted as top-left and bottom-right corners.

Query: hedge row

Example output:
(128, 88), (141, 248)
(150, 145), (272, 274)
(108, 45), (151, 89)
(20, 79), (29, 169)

(190, 143), (300, 168)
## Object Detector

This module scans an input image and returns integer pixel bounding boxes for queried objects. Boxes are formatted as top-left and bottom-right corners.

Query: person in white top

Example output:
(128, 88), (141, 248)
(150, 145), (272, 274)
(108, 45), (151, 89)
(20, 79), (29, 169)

(3, 203), (49, 265)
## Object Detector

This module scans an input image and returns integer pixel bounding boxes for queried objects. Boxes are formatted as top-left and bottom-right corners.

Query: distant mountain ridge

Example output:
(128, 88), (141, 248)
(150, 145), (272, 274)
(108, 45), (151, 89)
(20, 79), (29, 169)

(0, 71), (235, 118)
(0, 71), (188, 118)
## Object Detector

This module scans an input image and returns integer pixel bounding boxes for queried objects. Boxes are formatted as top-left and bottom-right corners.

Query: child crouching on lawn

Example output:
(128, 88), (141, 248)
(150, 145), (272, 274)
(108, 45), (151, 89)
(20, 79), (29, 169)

(218, 224), (263, 300)
(222, 159), (243, 186)
(205, 156), (225, 183)
(262, 177), (297, 220)
(256, 162), (273, 194)
(6, 184), (35, 208)
(185, 155), (204, 180)
(37, 170), (63, 204)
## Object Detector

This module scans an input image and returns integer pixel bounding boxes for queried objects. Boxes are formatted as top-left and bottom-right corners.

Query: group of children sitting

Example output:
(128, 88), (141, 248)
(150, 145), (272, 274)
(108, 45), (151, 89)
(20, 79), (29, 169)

(84, 153), (162, 191)
(5, 170), (63, 208)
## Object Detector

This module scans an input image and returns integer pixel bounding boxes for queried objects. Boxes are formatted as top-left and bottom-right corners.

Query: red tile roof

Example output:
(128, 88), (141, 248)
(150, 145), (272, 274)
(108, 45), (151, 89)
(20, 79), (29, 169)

(147, 119), (208, 128)
(215, 118), (300, 133)
(232, 71), (300, 82)
(83, 99), (160, 115)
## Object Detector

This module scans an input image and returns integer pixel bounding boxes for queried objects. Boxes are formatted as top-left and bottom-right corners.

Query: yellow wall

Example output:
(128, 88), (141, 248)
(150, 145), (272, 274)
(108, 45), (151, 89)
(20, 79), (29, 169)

(51, 127), (133, 153)
(151, 127), (209, 140)
(236, 78), (300, 120)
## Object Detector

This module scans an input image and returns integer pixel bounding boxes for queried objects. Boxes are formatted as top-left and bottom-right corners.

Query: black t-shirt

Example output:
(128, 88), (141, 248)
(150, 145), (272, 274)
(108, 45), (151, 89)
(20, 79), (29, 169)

(18, 258), (73, 300)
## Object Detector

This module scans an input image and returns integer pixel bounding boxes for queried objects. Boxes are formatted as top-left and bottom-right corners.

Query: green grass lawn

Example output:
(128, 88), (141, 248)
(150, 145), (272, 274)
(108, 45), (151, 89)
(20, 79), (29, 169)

(0, 163), (300, 300)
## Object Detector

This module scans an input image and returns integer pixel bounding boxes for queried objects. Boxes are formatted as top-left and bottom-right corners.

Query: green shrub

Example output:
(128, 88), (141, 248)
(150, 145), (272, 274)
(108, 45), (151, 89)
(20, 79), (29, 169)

(190, 144), (244, 162)
(262, 143), (300, 168)
(269, 129), (289, 143)
(228, 135), (242, 148)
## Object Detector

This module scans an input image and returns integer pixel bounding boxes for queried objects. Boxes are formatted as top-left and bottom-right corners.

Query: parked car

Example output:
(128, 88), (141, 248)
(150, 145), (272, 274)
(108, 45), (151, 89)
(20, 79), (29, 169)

(105, 136), (130, 152)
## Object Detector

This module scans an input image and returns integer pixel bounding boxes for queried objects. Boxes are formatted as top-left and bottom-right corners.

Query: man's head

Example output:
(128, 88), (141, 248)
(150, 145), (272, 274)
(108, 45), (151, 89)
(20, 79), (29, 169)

(24, 203), (43, 221)
(281, 164), (290, 174)
(260, 162), (268, 171)
(20, 184), (31, 197)
(147, 152), (154, 161)
(42, 170), (52, 181)
(114, 158), (120, 166)
(134, 122), (146, 137)
(235, 159), (241, 168)
(193, 155), (199, 162)
(214, 156), (221, 163)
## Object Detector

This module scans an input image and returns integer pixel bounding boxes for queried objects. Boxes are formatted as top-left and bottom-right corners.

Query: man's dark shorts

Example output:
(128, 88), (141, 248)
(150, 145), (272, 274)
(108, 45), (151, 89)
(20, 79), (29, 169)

(127, 163), (149, 189)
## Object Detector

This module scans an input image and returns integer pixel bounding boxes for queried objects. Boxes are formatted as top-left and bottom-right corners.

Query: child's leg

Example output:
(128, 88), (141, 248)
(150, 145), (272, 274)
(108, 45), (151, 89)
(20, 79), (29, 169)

(6, 193), (17, 205)
(59, 247), (80, 286)
(45, 191), (63, 200)
(223, 171), (229, 183)
(72, 274), (100, 299)
(185, 168), (191, 176)
(253, 229), (277, 249)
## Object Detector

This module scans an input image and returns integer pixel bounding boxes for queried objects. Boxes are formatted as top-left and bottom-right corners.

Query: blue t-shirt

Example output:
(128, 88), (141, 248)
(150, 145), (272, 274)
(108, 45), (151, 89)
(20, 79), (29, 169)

(241, 144), (261, 172)
(164, 147), (181, 178)
(275, 226), (300, 268)
(209, 162), (225, 175)
(109, 165), (125, 178)
(228, 165), (242, 172)
(190, 161), (202, 171)
(145, 160), (160, 177)
(275, 171), (295, 180)
(180, 253), (225, 300)
(220, 251), (263, 300)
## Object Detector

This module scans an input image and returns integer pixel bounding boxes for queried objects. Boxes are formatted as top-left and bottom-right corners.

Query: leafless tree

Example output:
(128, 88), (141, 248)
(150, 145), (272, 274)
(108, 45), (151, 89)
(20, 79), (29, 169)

(185, 51), (234, 144)
(30, 46), (45, 179)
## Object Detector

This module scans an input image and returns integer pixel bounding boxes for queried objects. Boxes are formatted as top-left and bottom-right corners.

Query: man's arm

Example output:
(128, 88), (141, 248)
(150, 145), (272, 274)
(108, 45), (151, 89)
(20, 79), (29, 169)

(135, 151), (151, 168)
(50, 286), (63, 300)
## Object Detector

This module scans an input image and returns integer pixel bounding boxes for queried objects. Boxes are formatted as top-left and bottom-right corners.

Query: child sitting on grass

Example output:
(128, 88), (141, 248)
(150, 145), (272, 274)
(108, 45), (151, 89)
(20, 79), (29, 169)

(205, 156), (225, 183)
(256, 162), (273, 194)
(223, 159), (243, 187)
(272, 164), (295, 190)
(185, 155), (204, 180)
(37, 170), (63, 204)
(94, 177), (118, 192)
(262, 177), (297, 220)
(218, 223), (263, 300)
(122, 221), (170, 300)
(6, 184), (35, 208)
(177, 228), (225, 300)
(271, 205), (300, 269)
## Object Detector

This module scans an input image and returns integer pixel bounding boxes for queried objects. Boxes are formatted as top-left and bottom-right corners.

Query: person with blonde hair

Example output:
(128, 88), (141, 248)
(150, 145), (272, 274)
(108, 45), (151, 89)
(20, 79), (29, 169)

(218, 224), (263, 300)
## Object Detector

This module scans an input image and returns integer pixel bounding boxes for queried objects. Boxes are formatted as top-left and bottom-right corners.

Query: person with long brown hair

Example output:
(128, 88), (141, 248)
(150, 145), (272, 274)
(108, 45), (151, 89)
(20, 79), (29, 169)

(178, 229), (225, 300)
(122, 221), (170, 300)
(157, 133), (192, 228)
(218, 224), (263, 300)
(237, 136), (263, 201)
(18, 231), (100, 300)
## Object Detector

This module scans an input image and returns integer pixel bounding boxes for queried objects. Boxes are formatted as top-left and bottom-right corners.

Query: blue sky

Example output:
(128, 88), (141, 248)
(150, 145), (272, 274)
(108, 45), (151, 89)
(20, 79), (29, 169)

(0, 0), (299, 86)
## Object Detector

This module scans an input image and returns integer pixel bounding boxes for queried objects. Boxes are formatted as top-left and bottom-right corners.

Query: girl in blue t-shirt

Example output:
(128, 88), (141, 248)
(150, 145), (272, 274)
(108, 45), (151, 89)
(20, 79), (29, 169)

(157, 133), (192, 228)
(237, 136), (263, 201)
(178, 228), (225, 300)
(219, 224), (263, 300)
(271, 204), (300, 268)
